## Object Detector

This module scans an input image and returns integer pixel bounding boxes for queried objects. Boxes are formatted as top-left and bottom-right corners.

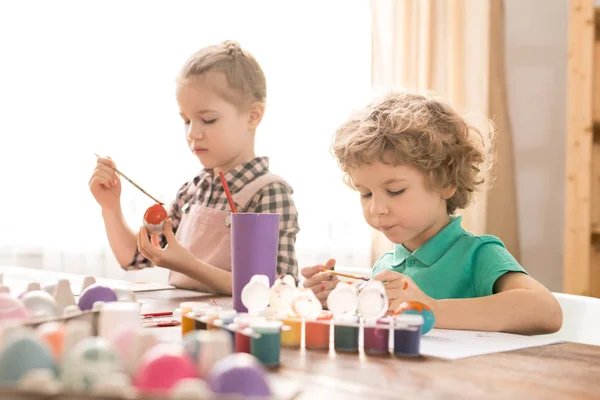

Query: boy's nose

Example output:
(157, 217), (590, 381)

(370, 199), (389, 216)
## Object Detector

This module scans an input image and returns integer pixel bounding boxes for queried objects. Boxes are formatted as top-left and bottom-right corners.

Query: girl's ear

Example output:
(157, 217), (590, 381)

(441, 185), (457, 199)
(247, 102), (265, 130)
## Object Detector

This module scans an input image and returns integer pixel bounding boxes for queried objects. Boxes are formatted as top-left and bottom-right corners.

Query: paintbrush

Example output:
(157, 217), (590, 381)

(94, 153), (163, 205)
(322, 268), (370, 281)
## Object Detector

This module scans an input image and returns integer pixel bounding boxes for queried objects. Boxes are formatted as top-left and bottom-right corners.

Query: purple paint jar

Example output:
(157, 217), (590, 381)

(363, 318), (391, 356)
(393, 314), (424, 357)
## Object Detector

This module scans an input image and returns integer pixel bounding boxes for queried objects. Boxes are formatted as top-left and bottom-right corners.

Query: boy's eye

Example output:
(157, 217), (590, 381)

(388, 189), (405, 196)
(203, 119), (217, 124)
(183, 120), (190, 126)
(360, 192), (372, 198)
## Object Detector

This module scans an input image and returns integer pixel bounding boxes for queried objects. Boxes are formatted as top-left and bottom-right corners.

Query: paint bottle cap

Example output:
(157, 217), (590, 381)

(180, 301), (210, 313)
(335, 314), (360, 326)
(241, 275), (270, 315)
(315, 310), (333, 321)
(356, 281), (388, 320)
(291, 288), (322, 321)
(327, 283), (357, 316)
(218, 310), (238, 324)
(249, 320), (283, 334)
(269, 276), (297, 313)
(233, 314), (266, 328)
(395, 314), (424, 328)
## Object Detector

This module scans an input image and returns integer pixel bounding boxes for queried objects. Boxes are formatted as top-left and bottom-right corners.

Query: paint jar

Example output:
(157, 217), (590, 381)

(249, 320), (283, 367)
(363, 317), (391, 356)
(180, 301), (210, 336)
(393, 314), (424, 357)
(217, 309), (238, 347)
(204, 306), (223, 330)
(280, 314), (302, 348)
(232, 314), (263, 353)
(333, 315), (360, 353)
(305, 310), (332, 350)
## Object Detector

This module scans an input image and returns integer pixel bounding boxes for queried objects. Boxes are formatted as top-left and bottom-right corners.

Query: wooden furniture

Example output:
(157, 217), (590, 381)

(564, 0), (600, 296)
(138, 291), (600, 399)
(2, 266), (600, 399)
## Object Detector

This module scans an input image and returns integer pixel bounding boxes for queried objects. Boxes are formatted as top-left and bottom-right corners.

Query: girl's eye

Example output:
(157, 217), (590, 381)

(360, 192), (372, 198)
(203, 119), (217, 124)
(183, 120), (190, 126)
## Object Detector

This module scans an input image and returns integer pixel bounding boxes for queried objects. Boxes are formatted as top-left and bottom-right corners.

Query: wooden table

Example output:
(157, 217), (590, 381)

(3, 266), (600, 399)
(135, 290), (600, 400)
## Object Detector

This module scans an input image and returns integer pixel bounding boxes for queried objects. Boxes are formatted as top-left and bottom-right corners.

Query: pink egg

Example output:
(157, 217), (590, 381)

(133, 344), (198, 394)
(0, 294), (28, 323)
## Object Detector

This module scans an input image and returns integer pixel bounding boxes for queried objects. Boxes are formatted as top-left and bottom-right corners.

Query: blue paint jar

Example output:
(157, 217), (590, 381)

(249, 320), (283, 367)
(333, 315), (360, 353)
(393, 314), (424, 357)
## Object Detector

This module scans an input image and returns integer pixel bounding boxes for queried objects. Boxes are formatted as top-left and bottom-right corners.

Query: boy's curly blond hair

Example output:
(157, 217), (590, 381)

(331, 91), (494, 215)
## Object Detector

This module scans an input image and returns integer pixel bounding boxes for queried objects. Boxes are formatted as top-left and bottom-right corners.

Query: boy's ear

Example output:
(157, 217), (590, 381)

(247, 102), (265, 130)
(441, 185), (457, 199)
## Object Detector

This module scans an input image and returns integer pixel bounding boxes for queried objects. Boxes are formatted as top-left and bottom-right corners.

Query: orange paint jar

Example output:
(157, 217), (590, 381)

(304, 310), (332, 350)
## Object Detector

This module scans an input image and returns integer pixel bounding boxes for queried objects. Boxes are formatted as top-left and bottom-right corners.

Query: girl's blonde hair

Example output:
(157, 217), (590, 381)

(331, 91), (494, 215)
(177, 40), (266, 110)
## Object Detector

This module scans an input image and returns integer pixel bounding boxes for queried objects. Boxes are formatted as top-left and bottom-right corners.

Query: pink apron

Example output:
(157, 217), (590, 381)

(168, 173), (288, 292)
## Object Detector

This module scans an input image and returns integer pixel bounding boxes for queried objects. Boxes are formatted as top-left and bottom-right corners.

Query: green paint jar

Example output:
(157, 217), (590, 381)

(333, 315), (360, 353)
(249, 320), (282, 367)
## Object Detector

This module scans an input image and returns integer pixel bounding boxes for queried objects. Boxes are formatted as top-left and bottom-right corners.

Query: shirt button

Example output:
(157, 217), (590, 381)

(407, 258), (415, 267)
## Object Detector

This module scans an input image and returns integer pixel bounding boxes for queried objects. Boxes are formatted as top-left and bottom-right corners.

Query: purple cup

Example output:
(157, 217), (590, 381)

(231, 213), (280, 313)
(77, 284), (118, 311)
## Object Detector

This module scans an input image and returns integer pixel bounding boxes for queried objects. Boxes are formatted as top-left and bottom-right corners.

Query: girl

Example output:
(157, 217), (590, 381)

(302, 91), (561, 335)
(89, 41), (300, 294)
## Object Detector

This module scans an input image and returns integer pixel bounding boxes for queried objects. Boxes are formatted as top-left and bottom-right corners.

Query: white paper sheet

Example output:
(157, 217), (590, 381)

(420, 328), (564, 360)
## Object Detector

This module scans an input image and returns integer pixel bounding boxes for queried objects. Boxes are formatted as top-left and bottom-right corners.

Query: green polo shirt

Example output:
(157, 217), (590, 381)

(371, 216), (527, 299)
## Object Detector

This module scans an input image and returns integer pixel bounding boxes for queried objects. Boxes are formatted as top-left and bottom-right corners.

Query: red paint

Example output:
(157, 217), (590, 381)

(235, 331), (251, 353)
(144, 204), (167, 225)
(403, 281), (409, 290)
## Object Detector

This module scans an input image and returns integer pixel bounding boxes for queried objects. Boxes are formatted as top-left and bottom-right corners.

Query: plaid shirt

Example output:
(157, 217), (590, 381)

(126, 156), (300, 278)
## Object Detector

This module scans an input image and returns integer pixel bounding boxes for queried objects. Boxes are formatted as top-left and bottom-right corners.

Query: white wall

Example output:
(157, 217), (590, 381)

(504, 0), (569, 291)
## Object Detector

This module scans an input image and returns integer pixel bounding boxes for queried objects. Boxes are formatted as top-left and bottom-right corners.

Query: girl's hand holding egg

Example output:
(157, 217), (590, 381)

(137, 210), (196, 274)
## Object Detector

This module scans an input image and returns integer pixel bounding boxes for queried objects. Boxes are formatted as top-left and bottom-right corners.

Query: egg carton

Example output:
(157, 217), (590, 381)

(21, 310), (100, 335)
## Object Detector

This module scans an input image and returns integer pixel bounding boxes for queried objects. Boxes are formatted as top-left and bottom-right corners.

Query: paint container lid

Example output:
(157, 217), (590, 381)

(268, 276), (297, 313)
(249, 320), (283, 334)
(364, 316), (392, 327)
(218, 309), (237, 325)
(334, 313), (359, 324)
(394, 314), (424, 328)
(233, 314), (266, 328)
(356, 281), (388, 320)
(180, 301), (211, 313)
(315, 310), (333, 321)
(291, 288), (322, 321)
(327, 283), (357, 316)
(241, 275), (270, 315)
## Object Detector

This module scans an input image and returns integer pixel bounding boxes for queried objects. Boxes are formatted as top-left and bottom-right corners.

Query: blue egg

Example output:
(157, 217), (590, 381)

(395, 301), (436, 335)
(0, 333), (57, 384)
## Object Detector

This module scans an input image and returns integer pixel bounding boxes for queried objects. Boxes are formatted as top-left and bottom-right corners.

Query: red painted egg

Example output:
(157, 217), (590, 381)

(143, 204), (167, 234)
